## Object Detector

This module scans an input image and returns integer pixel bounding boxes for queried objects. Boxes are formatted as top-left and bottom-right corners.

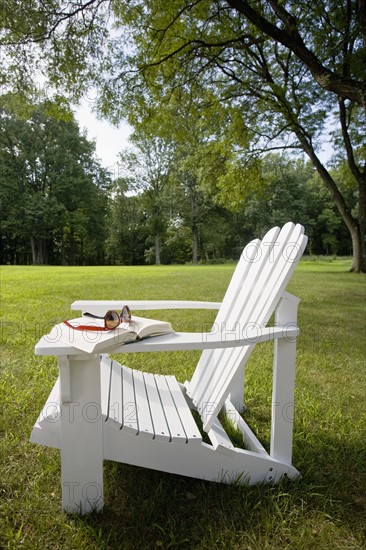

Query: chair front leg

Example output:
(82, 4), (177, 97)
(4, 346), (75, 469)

(58, 354), (104, 514)
(270, 293), (300, 465)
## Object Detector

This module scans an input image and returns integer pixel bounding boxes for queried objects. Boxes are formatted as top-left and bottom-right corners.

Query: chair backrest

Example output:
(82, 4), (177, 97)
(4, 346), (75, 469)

(186, 222), (308, 432)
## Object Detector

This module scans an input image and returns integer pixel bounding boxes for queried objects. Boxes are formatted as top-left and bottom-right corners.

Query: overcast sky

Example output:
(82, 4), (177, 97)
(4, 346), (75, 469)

(74, 101), (132, 176)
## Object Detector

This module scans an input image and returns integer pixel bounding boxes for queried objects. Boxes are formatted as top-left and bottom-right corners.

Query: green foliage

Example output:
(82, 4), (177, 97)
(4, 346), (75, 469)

(114, 132), (175, 264)
(0, 94), (110, 264)
(105, 150), (354, 264)
(1, 0), (365, 269)
(1, 96), (354, 267)
(104, 179), (148, 265)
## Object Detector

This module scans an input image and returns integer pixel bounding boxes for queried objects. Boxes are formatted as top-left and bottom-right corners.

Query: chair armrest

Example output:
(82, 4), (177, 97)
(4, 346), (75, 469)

(71, 300), (221, 315)
(118, 325), (299, 353)
(35, 325), (298, 356)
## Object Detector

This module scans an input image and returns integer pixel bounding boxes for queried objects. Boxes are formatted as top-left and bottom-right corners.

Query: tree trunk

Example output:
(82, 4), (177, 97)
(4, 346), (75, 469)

(192, 225), (198, 264)
(355, 175), (366, 272)
(295, 130), (366, 272)
(61, 230), (67, 266)
(155, 234), (161, 265)
(349, 225), (366, 272)
(190, 183), (199, 264)
(30, 237), (49, 264)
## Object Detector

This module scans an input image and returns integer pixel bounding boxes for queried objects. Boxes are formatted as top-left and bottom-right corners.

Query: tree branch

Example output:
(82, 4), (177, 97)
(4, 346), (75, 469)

(225, 0), (365, 106)
(248, 145), (302, 158)
(338, 98), (363, 183)
(138, 33), (262, 74)
(2, 0), (109, 45)
(151, 0), (204, 43)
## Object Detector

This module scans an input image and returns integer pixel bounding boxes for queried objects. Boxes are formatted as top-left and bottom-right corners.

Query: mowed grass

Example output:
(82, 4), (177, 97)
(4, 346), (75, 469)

(0, 260), (365, 549)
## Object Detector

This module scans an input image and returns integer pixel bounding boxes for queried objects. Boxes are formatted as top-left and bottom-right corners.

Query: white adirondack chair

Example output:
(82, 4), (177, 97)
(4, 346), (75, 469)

(31, 222), (308, 514)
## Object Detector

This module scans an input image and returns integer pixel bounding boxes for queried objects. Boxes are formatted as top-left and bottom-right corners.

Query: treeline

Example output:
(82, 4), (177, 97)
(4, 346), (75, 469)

(1, 99), (352, 265)
(105, 157), (352, 265)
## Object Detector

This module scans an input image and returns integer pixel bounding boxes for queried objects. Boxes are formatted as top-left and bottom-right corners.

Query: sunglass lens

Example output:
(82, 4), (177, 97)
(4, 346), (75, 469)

(121, 305), (131, 323)
(105, 310), (120, 329)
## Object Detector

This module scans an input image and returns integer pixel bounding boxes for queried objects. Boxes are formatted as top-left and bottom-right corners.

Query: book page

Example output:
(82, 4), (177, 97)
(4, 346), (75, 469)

(130, 315), (174, 339)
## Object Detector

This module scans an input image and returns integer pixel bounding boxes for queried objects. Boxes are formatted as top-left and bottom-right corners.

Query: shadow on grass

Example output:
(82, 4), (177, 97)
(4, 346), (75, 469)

(74, 429), (366, 549)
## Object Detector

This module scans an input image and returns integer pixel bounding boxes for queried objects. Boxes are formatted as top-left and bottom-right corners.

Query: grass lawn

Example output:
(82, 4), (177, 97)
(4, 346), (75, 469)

(1, 259), (365, 549)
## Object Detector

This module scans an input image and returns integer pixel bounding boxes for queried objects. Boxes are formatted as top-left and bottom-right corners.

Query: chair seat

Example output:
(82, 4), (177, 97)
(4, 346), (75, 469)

(101, 356), (202, 444)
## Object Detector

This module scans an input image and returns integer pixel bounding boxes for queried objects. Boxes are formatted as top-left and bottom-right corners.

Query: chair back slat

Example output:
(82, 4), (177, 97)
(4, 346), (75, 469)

(188, 225), (283, 404)
(188, 235), (264, 390)
(186, 223), (307, 432)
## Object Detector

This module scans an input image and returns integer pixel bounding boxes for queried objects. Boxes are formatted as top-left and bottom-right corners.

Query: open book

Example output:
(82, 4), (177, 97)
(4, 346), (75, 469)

(48, 315), (174, 353)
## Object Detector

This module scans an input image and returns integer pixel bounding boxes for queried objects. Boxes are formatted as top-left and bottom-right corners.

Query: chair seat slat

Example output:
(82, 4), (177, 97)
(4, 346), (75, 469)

(107, 359), (123, 429)
(164, 376), (202, 443)
(143, 372), (170, 441)
(100, 356), (112, 421)
(133, 369), (154, 439)
(154, 374), (187, 443)
(121, 366), (138, 434)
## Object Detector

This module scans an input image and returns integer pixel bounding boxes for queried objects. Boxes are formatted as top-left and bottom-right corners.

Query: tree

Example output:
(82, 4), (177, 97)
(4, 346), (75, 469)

(2, 1), (365, 269)
(0, 95), (109, 264)
(105, 178), (148, 265)
(158, 108), (229, 264)
(110, 0), (365, 270)
(117, 133), (174, 264)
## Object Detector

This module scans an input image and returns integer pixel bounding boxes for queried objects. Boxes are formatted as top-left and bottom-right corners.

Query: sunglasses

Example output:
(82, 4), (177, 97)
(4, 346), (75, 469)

(63, 305), (131, 331)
